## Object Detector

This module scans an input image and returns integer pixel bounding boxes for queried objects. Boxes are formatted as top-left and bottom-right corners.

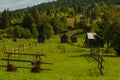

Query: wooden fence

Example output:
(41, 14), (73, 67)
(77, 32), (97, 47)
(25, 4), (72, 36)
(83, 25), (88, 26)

(0, 52), (53, 73)
(58, 44), (66, 53)
(90, 48), (105, 75)
(2, 42), (38, 56)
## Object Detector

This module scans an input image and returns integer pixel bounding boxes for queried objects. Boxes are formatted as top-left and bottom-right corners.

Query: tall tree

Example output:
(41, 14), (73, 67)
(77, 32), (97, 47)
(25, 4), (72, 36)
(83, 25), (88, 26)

(110, 10), (120, 56)
(0, 9), (11, 29)
(31, 23), (38, 38)
(50, 17), (62, 34)
(22, 14), (34, 30)
(60, 16), (68, 30)
(37, 22), (54, 39)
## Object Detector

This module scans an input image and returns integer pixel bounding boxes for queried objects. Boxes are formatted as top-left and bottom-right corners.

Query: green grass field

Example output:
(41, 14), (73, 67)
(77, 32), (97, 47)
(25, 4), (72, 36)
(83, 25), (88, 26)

(0, 35), (120, 80)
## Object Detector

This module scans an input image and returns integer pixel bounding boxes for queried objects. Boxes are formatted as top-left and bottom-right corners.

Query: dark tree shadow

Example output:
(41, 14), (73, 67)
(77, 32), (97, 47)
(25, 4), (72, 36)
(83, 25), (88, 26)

(101, 54), (118, 57)
(71, 54), (90, 58)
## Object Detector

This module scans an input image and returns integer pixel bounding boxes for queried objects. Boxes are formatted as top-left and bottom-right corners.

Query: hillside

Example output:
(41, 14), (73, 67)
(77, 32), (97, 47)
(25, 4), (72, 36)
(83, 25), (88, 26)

(0, 0), (120, 56)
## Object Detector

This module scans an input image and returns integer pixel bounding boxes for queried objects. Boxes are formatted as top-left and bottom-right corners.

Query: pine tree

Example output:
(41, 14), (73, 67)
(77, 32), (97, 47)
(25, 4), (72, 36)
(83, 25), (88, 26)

(0, 9), (11, 29)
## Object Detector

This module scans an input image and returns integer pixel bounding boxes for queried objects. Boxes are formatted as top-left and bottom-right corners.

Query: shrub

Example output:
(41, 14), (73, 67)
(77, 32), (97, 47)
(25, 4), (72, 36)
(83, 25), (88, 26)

(14, 26), (32, 39)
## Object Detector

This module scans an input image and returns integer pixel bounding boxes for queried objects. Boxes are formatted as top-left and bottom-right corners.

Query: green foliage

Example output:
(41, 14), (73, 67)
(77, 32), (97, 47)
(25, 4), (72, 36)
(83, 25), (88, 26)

(42, 22), (54, 39)
(37, 22), (54, 39)
(50, 17), (63, 34)
(77, 21), (91, 32)
(111, 33), (120, 56)
(14, 26), (32, 39)
(110, 12), (120, 55)
(5, 26), (14, 38)
(22, 14), (39, 38)
(92, 5), (120, 53)
(30, 8), (39, 24)
(74, 16), (78, 28)
(31, 23), (38, 38)
(23, 28), (32, 39)
(60, 16), (68, 29)
(0, 9), (11, 29)
(0, 0), (119, 55)
(22, 14), (34, 31)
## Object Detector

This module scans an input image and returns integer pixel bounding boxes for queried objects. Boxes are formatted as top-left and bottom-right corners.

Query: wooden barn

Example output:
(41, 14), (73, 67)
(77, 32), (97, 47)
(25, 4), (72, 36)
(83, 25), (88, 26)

(84, 32), (104, 48)
(60, 34), (69, 43)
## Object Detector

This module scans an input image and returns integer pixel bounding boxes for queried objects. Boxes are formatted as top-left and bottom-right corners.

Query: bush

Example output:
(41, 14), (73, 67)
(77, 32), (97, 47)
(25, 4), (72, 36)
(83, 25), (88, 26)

(38, 22), (54, 39)
(23, 29), (32, 39)
(14, 26), (32, 39)
(5, 27), (14, 38)
(76, 29), (86, 35)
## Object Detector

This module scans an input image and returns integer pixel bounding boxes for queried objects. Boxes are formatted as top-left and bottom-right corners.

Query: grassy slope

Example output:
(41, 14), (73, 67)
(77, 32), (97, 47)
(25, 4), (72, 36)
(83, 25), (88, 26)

(0, 35), (120, 80)
(67, 14), (81, 27)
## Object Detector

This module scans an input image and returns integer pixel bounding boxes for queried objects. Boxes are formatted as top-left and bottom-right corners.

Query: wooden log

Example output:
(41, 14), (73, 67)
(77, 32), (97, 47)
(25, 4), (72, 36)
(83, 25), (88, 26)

(1, 58), (31, 62)
(101, 56), (105, 62)
(41, 68), (53, 71)
(0, 65), (32, 69)
(1, 59), (53, 65)
(41, 62), (54, 65)
(4, 52), (46, 56)
(17, 66), (31, 69)
(31, 67), (53, 73)
(0, 65), (7, 67)
(0, 65), (53, 71)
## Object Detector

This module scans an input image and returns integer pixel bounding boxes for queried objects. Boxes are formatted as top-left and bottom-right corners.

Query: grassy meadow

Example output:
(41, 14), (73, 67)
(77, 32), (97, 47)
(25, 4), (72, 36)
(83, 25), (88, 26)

(0, 35), (120, 80)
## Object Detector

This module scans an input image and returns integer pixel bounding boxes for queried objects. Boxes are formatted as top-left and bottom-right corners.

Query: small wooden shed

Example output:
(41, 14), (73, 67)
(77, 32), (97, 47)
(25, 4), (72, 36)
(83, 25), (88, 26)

(84, 33), (97, 48)
(60, 34), (69, 43)
(38, 34), (46, 43)
(84, 32), (104, 48)
(70, 34), (77, 43)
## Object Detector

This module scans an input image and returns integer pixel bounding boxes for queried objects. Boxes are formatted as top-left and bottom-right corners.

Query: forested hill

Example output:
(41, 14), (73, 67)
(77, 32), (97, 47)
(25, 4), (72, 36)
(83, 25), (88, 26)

(0, 0), (118, 20)
(12, 0), (120, 12)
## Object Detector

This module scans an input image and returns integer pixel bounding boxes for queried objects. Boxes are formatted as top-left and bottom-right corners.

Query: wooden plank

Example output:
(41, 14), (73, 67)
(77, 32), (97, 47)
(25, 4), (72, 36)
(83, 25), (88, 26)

(101, 56), (105, 62)
(0, 65), (7, 67)
(1, 59), (53, 65)
(4, 52), (46, 56)
(17, 66), (32, 69)
(41, 68), (53, 71)
(1, 58), (31, 62)
(0, 65), (31, 69)
(0, 65), (53, 71)
(41, 62), (54, 65)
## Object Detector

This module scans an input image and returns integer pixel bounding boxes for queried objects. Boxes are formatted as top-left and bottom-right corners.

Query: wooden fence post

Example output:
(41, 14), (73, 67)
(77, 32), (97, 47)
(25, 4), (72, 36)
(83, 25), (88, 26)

(7, 53), (10, 66)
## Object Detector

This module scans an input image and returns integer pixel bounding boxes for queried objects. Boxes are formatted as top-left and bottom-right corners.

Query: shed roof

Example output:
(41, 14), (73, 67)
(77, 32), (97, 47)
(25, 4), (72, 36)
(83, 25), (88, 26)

(87, 32), (97, 39)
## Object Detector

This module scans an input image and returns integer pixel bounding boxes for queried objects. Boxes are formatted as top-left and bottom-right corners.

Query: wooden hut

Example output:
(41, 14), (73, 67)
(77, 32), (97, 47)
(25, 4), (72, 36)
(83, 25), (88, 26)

(84, 32), (104, 48)
(70, 34), (77, 43)
(84, 33), (97, 48)
(38, 34), (46, 43)
(60, 34), (69, 43)
(80, 15), (84, 21)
